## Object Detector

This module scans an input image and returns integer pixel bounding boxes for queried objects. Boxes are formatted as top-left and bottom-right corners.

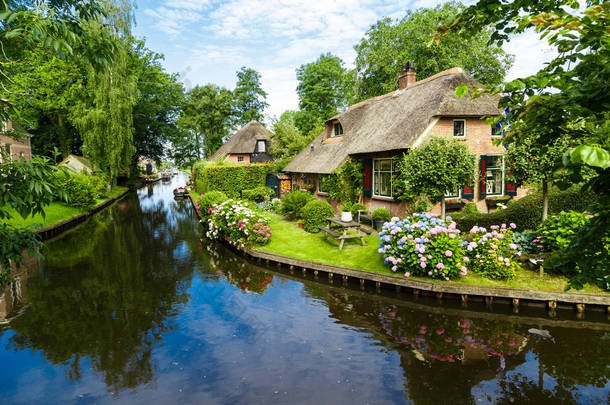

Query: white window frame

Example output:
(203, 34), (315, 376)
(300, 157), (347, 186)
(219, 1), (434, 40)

(373, 158), (393, 198)
(318, 174), (329, 195)
(257, 140), (266, 153)
(491, 124), (502, 138)
(237, 156), (244, 162)
(333, 122), (343, 137)
(444, 187), (462, 200)
(453, 119), (466, 138)
(485, 154), (505, 197)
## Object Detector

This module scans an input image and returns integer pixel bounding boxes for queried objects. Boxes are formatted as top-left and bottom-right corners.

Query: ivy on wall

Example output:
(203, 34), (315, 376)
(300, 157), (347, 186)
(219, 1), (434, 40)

(320, 159), (363, 204)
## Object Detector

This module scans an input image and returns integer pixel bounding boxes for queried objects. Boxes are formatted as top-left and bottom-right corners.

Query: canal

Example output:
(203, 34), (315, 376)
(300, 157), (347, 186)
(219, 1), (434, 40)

(1, 175), (608, 404)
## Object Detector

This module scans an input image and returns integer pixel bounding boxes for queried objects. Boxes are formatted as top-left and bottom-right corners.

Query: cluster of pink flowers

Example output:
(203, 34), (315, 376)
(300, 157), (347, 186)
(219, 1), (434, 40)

(468, 223), (521, 279)
(203, 199), (272, 247)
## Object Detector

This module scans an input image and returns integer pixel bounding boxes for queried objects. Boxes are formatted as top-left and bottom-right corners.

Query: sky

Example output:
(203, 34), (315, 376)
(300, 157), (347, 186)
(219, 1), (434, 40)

(133, 0), (557, 122)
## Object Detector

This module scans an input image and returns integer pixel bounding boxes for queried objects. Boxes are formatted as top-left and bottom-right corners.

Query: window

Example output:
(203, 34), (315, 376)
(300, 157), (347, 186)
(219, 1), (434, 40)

(333, 122), (343, 137)
(444, 187), (461, 199)
(373, 159), (393, 198)
(485, 155), (504, 196)
(257, 140), (266, 153)
(491, 124), (501, 137)
(237, 156), (244, 162)
(318, 174), (330, 194)
(453, 120), (465, 138)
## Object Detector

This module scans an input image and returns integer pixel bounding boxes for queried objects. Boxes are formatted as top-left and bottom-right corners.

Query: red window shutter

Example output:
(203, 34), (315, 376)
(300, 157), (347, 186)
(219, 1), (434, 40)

(462, 184), (474, 200)
(363, 159), (372, 198)
(479, 155), (487, 198)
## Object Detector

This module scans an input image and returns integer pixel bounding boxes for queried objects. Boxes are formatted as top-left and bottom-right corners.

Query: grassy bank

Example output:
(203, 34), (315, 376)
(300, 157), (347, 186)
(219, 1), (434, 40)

(257, 215), (606, 294)
(2, 186), (128, 228)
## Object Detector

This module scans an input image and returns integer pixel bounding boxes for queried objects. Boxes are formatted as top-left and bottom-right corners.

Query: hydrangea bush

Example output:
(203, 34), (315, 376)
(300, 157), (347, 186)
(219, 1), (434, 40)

(378, 213), (469, 280)
(204, 200), (272, 247)
(466, 224), (521, 280)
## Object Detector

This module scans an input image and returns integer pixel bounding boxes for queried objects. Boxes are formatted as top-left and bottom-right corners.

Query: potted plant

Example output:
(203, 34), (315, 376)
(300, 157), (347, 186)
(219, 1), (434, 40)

(485, 195), (511, 210)
(340, 202), (353, 222)
(351, 203), (367, 222)
(372, 208), (391, 230)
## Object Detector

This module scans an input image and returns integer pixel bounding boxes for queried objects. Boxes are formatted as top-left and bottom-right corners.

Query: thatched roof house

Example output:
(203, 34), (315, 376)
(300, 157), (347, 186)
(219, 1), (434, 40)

(284, 65), (523, 216)
(210, 121), (273, 165)
(58, 154), (95, 174)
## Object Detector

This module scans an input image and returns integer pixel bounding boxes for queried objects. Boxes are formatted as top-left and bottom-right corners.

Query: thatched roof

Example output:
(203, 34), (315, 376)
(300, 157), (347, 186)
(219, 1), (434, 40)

(284, 68), (502, 174)
(210, 121), (271, 159)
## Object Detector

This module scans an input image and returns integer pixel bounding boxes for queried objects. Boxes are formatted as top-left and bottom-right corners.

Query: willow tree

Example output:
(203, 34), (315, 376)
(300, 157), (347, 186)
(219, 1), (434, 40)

(71, 0), (137, 184)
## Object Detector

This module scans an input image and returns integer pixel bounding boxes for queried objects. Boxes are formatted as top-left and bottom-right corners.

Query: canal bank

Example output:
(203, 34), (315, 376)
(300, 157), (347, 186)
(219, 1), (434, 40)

(189, 195), (610, 314)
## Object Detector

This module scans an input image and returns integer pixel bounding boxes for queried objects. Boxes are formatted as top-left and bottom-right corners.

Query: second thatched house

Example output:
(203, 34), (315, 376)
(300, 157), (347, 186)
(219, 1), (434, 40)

(210, 121), (273, 164)
(284, 64), (525, 216)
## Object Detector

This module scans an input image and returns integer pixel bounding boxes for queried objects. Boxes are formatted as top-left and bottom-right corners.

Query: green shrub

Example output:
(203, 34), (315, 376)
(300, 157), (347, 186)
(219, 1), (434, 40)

(452, 185), (597, 232)
(193, 162), (272, 197)
(462, 202), (479, 215)
(52, 171), (97, 208)
(301, 200), (335, 233)
(372, 208), (391, 222)
(242, 186), (275, 202)
(195, 191), (228, 217)
(535, 211), (590, 253)
(88, 173), (109, 199)
(280, 191), (314, 220)
(350, 203), (367, 215)
(340, 202), (352, 212)
(512, 230), (538, 254)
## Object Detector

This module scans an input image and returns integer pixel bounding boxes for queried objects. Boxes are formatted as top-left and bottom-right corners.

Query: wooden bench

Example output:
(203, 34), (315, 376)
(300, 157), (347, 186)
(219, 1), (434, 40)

(359, 227), (372, 235)
(320, 225), (366, 250)
(358, 210), (373, 225)
(319, 226), (340, 238)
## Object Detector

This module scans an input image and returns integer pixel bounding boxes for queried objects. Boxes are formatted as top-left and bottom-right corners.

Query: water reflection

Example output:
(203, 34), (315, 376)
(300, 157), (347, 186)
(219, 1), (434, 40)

(0, 176), (608, 404)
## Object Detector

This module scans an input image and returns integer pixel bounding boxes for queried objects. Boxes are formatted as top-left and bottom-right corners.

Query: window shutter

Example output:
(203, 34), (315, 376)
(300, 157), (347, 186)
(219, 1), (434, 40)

(479, 155), (487, 198)
(462, 183), (474, 200)
(363, 159), (372, 198)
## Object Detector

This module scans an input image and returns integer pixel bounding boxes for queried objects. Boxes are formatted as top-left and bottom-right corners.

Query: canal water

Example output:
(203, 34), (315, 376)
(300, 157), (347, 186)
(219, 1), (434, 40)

(1, 175), (608, 404)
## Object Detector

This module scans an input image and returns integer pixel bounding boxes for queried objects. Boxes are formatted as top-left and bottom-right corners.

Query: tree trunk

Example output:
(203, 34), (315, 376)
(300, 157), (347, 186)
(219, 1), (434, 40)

(440, 198), (446, 220)
(57, 113), (67, 159)
(542, 179), (549, 222)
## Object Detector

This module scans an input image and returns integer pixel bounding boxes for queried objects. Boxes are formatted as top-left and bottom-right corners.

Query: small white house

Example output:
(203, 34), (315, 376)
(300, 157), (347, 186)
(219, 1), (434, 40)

(58, 154), (95, 174)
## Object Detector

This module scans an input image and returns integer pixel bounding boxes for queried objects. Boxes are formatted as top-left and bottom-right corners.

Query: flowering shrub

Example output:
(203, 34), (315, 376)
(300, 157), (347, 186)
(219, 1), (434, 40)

(186, 180), (194, 191)
(204, 200), (272, 247)
(535, 210), (591, 252)
(256, 198), (281, 213)
(378, 213), (468, 280)
(194, 191), (228, 218)
(467, 223), (521, 280)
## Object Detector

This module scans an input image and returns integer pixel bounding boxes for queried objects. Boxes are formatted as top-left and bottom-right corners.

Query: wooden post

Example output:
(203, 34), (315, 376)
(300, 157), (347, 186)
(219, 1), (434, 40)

(485, 296), (493, 306)
(576, 303), (585, 313)
(396, 286), (401, 293)
(460, 294), (468, 307)
(436, 292), (443, 300)
(302, 268), (307, 275)
(413, 289), (420, 297)
(512, 298), (520, 313)
(359, 279), (365, 286)
(548, 301), (557, 310)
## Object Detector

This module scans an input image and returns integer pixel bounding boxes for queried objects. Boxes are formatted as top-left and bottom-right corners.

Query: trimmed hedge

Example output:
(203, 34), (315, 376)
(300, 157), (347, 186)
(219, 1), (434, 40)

(301, 199), (335, 233)
(52, 171), (105, 208)
(193, 162), (272, 198)
(452, 185), (597, 232)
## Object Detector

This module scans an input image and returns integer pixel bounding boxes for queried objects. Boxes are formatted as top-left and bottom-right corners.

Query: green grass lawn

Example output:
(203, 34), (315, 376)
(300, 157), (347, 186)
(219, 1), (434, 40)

(257, 215), (607, 294)
(2, 186), (128, 229)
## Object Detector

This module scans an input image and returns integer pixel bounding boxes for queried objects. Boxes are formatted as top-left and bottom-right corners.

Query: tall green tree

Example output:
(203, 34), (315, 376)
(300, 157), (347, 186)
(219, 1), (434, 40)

(129, 40), (184, 167)
(269, 110), (316, 171)
(352, 2), (513, 102)
(443, 0), (610, 289)
(396, 137), (476, 220)
(176, 84), (233, 160)
(295, 53), (350, 135)
(232, 66), (268, 126)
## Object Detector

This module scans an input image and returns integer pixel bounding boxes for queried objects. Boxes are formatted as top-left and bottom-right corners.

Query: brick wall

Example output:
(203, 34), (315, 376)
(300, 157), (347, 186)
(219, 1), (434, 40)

(0, 133), (32, 162)
(226, 154), (250, 164)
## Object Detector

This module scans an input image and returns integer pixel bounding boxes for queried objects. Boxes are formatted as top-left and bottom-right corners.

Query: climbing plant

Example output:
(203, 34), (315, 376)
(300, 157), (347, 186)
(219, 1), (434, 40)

(320, 159), (363, 204)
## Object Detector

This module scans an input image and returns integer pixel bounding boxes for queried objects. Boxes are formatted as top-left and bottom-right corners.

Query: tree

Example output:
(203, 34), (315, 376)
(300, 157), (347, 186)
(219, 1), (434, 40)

(1, 46), (85, 159)
(129, 40), (184, 167)
(505, 135), (571, 221)
(176, 84), (233, 160)
(296, 53), (350, 135)
(352, 2), (513, 102)
(269, 110), (317, 171)
(232, 66), (268, 126)
(396, 137), (475, 220)
(442, 0), (610, 289)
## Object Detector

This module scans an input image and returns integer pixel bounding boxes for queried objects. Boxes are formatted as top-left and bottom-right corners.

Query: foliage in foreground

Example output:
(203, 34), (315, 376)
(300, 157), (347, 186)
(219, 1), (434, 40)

(279, 191), (314, 220)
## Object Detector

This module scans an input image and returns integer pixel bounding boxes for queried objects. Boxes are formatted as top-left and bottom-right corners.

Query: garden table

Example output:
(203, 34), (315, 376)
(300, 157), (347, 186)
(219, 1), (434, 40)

(319, 217), (367, 250)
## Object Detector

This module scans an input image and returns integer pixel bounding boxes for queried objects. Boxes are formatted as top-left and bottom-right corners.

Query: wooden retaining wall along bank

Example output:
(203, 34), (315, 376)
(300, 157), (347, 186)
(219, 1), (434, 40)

(189, 195), (610, 315)
(36, 189), (131, 241)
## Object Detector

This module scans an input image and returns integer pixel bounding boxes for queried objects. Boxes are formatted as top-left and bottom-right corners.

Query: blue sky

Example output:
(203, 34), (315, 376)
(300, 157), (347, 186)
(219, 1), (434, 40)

(133, 0), (556, 121)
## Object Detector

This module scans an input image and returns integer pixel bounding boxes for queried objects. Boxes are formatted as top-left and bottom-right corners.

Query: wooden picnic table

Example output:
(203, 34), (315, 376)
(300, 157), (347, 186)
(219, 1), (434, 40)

(319, 217), (367, 250)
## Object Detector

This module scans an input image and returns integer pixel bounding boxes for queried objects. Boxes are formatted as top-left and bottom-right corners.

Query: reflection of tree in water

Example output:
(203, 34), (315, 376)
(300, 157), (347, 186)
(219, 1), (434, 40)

(6, 194), (198, 393)
(304, 285), (608, 404)
(496, 373), (583, 404)
(201, 242), (273, 294)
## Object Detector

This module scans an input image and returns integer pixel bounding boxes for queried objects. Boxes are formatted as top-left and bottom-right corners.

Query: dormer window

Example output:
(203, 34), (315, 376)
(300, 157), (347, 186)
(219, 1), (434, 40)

(333, 122), (343, 137)
(257, 140), (266, 153)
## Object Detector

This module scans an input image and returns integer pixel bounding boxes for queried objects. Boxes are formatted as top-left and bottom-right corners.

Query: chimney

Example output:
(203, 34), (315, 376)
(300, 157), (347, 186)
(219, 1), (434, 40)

(398, 62), (416, 90)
